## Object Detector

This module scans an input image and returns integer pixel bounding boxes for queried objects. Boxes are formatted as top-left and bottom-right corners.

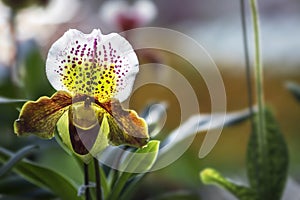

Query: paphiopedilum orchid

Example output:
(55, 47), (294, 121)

(14, 29), (149, 163)
(99, 0), (157, 31)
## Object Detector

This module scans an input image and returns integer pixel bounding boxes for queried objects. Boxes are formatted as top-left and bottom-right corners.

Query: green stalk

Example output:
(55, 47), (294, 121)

(94, 158), (102, 200)
(84, 163), (91, 200)
(250, 0), (266, 157)
(240, 0), (254, 128)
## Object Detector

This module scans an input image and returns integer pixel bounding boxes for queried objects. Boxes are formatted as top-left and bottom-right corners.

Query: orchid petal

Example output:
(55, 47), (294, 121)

(56, 98), (149, 163)
(56, 104), (110, 164)
(46, 29), (139, 102)
(14, 91), (72, 139)
(101, 99), (149, 147)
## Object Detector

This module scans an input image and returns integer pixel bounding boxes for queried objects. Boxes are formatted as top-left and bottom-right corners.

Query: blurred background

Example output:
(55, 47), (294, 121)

(0, 0), (299, 199)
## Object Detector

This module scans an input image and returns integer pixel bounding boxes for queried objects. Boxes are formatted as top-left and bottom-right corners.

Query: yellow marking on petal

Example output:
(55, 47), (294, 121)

(59, 60), (118, 102)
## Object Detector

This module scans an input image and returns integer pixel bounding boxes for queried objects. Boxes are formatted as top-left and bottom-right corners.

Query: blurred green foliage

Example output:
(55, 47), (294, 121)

(200, 108), (289, 200)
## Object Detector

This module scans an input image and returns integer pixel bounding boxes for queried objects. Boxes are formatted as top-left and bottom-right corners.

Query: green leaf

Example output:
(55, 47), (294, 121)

(0, 97), (28, 104)
(108, 140), (160, 200)
(200, 168), (257, 200)
(121, 140), (160, 173)
(141, 102), (167, 137)
(99, 165), (110, 198)
(247, 108), (289, 199)
(119, 175), (143, 200)
(160, 107), (255, 160)
(0, 145), (38, 177)
(0, 147), (83, 200)
(0, 175), (53, 198)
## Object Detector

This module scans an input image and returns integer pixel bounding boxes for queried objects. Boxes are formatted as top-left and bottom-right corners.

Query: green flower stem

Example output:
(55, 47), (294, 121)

(93, 158), (102, 200)
(250, 0), (266, 159)
(240, 0), (254, 127)
(84, 163), (91, 200)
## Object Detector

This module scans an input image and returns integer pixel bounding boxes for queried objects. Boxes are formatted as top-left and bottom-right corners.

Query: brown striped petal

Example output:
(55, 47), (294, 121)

(14, 91), (72, 139)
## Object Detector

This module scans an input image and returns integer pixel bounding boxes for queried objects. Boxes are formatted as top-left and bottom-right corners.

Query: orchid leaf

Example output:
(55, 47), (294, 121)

(200, 168), (257, 200)
(108, 140), (160, 200)
(99, 165), (110, 198)
(247, 108), (289, 199)
(160, 107), (255, 156)
(0, 145), (38, 177)
(120, 140), (160, 173)
(119, 175), (144, 200)
(0, 147), (82, 200)
(141, 102), (167, 137)
(0, 97), (28, 103)
(0, 175), (55, 198)
(162, 107), (255, 147)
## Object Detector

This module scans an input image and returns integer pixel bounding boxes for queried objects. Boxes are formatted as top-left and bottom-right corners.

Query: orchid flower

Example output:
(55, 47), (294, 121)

(14, 29), (149, 163)
(99, 0), (157, 31)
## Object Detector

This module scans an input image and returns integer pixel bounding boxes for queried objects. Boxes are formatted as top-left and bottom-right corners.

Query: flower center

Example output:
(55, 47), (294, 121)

(69, 99), (98, 130)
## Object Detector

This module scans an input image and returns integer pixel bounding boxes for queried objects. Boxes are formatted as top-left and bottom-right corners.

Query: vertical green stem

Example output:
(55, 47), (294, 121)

(94, 158), (102, 200)
(240, 0), (254, 128)
(250, 0), (266, 154)
(84, 163), (91, 200)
